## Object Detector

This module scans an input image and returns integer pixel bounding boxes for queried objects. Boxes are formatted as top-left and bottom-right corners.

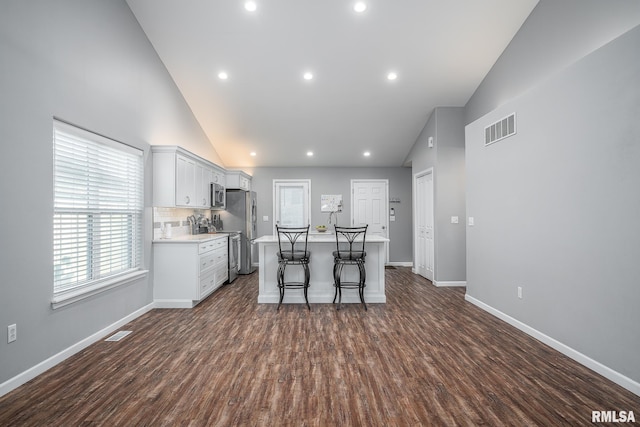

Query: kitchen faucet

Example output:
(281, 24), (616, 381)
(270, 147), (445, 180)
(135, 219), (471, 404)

(327, 211), (338, 226)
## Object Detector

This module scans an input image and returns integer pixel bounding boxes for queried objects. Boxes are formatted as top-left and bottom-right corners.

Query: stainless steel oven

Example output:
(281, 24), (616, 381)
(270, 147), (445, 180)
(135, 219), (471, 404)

(228, 232), (240, 283)
(211, 183), (225, 209)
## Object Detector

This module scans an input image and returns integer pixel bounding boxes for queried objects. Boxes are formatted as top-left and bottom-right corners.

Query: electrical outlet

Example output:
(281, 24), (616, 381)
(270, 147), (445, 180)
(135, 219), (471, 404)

(8, 324), (17, 343)
(517, 287), (523, 299)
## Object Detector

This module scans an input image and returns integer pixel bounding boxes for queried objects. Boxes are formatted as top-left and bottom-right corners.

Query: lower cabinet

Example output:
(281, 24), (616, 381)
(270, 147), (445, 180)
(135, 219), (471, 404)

(154, 236), (228, 308)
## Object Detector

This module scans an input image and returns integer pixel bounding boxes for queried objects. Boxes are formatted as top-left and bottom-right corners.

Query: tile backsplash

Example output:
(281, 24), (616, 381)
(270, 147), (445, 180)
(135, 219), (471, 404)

(153, 207), (211, 240)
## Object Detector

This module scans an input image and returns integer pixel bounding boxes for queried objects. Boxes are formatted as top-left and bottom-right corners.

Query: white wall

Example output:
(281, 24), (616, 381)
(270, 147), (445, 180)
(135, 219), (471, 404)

(405, 107), (467, 283)
(465, 24), (640, 390)
(0, 0), (218, 390)
(465, 0), (640, 124)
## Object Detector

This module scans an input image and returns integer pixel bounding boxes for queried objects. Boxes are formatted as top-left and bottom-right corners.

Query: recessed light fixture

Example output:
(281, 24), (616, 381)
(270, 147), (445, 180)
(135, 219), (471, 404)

(250, 151), (257, 157)
(303, 72), (314, 81)
(354, 2), (367, 13)
(307, 151), (314, 157)
(363, 151), (371, 157)
(244, 1), (257, 12)
(218, 71), (229, 80)
(387, 72), (398, 81)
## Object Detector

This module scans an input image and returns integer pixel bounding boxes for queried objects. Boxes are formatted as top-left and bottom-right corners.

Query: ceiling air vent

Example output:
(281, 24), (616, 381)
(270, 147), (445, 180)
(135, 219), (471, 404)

(484, 112), (516, 146)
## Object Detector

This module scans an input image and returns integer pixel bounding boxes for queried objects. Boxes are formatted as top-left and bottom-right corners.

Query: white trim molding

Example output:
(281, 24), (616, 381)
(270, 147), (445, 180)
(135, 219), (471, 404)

(465, 294), (640, 397)
(51, 270), (148, 309)
(154, 299), (195, 309)
(386, 261), (413, 267)
(434, 280), (467, 287)
(0, 303), (154, 398)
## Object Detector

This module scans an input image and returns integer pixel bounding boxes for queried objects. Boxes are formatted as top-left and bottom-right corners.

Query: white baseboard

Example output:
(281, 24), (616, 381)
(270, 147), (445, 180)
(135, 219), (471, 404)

(434, 280), (467, 287)
(0, 303), (154, 398)
(154, 299), (195, 309)
(465, 294), (640, 397)
(386, 261), (413, 267)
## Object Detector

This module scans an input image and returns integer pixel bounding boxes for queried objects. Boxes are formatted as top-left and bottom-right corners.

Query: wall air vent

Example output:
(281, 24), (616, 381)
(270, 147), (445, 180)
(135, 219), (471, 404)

(484, 112), (516, 146)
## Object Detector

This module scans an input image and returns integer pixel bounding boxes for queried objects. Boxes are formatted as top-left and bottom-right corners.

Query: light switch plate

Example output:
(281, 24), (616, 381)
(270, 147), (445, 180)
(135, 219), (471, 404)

(468, 217), (475, 226)
(262, 215), (269, 222)
(451, 216), (459, 224)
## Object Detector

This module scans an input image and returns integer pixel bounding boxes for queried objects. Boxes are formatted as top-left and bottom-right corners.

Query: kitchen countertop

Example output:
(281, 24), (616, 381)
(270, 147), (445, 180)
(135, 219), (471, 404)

(153, 233), (230, 243)
(254, 234), (389, 243)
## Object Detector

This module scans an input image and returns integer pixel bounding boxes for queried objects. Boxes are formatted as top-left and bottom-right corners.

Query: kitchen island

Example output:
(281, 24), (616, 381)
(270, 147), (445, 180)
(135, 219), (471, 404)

(254, 233), (389, 306)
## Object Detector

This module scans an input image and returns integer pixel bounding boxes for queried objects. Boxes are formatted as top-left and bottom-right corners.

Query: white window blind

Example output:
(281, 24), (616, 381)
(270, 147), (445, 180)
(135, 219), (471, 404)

(53, 120), (144, 299)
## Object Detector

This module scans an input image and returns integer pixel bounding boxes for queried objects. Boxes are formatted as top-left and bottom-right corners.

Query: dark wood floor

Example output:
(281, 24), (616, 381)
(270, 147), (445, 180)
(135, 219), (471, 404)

(1, 267), (638, 426)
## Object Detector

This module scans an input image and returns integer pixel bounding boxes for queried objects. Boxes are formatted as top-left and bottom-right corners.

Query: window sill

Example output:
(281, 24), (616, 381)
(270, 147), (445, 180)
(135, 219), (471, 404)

(51, 270), (148, 310)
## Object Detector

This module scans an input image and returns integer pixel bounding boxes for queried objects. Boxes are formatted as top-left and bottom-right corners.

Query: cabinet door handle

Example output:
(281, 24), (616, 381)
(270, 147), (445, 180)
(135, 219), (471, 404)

(185, 196), (190, 204)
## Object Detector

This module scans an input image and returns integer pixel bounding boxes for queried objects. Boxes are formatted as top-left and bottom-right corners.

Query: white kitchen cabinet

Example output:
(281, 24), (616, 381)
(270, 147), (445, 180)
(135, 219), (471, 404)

(152, 146), (222, 208)
(176, 154), (196, 207)
(153, 235), (228, 308)
(226, 170), (252, 191)
(212, 169), (226, 190)
(196, 163), (213, 208)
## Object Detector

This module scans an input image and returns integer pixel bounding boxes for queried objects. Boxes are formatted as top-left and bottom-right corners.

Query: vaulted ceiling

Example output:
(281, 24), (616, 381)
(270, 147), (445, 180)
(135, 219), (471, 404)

(126, 0), (538, 168)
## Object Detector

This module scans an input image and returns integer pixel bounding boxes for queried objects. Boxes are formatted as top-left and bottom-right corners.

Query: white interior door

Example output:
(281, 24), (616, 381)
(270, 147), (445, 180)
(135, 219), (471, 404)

(351, 179), (389, 262)
(273, 179), (311, 231)
(415, 170), (434, 281)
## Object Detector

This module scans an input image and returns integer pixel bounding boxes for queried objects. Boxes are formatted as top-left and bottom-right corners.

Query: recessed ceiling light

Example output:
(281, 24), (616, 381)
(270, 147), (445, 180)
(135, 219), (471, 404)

(303, 72), (314, 81)
(244, 1), (257, 12)
(354, 2), (367, 13)
(363, 151), (371, 157)
(250, 151), (257, 157)
(307, 151), (314, 157)
(218, 71), (229, 80)
(387, 72), (398, 81)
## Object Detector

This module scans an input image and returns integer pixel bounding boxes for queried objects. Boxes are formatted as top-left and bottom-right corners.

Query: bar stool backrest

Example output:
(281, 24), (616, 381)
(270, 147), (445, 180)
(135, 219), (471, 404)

(276, 225), (310, 259)
(334, 225), (368, 260)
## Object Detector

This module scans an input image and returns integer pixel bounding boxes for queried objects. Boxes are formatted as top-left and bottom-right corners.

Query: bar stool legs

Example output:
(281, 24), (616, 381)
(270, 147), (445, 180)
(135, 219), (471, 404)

(357, 259), (366, 310)
(277, 260), (286, 310)
(332, 259), (367, 311)
(277, 259), (311, 311)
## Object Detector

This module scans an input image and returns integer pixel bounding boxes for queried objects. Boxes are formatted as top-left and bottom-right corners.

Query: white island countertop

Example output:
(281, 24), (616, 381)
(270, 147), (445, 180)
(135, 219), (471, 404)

(254, 233), (389, 244)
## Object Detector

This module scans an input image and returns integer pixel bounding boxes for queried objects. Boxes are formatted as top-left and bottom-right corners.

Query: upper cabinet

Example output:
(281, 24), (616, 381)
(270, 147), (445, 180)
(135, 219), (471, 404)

(175, 154), (196, 207)
(152, 146), (225, 209)
(212, 169), (226, 187)
(226, 170), (252, 191)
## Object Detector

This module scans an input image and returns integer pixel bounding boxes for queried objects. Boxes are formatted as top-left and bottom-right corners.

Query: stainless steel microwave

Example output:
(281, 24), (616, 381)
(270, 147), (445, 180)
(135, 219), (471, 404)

(211, 183), (225, 209)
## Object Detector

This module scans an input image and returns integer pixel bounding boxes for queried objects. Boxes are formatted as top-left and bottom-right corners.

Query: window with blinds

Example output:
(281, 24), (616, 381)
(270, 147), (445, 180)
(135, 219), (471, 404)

(53, 120), (144, 301)
(273, 180), (311, 229)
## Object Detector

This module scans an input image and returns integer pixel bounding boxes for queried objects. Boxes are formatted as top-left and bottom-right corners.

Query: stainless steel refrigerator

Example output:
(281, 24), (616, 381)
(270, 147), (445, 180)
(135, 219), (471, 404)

(220, 190), (257, 274)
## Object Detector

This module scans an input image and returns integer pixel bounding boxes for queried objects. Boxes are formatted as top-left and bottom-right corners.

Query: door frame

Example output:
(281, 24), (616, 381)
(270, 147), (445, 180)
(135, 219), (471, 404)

(350, 179), (389, 262)
(414, 168), (434, 280)
(272, 179), (311, 233)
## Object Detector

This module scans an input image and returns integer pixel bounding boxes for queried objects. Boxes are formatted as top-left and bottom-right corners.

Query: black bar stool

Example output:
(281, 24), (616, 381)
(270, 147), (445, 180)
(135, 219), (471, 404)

(332, 225), (368, 310)
(275, 225), (311, 310)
